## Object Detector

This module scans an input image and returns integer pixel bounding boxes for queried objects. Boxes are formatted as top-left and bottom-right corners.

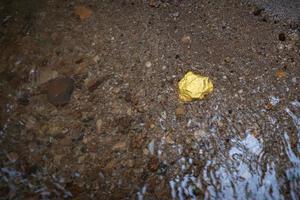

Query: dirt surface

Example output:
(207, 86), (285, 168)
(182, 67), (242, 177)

(0, 0), (300, 199)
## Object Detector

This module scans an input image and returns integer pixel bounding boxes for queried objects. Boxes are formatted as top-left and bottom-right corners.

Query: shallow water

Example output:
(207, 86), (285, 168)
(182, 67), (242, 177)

(168, 101), (300, 200)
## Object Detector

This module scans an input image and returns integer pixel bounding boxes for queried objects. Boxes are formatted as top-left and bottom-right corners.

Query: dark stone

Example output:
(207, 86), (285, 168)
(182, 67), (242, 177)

(253, 8), (264, 16)
(279, 33), (286, 41)
(47, 77), (74, 106)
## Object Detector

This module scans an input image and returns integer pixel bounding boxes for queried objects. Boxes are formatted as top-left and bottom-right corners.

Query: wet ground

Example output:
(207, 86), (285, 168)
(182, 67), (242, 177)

(0, 0), (300, 199)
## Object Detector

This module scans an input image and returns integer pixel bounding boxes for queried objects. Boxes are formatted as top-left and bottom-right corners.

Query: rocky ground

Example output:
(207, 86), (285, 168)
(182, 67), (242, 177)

(0, 0), (300, 199)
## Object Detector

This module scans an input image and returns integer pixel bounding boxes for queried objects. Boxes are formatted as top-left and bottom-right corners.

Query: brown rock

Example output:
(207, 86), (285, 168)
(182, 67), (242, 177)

(112, 141), (127, 151)
(74, 6), (92, 20)
(165, 135), (175, 144)
(37, 68), (58, 85)
(47, 77), (74, 106)
(175, 105), (185, 117)
(148, 156), (159, 172)
(149, 0), (160, 7)
(181, 35), (191, 44)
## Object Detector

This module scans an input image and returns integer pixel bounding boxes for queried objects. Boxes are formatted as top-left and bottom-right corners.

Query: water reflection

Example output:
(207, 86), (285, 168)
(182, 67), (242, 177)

(170, 101), (300, 199)
(283, 101), (300, 200)
(203, 133), (282, 200)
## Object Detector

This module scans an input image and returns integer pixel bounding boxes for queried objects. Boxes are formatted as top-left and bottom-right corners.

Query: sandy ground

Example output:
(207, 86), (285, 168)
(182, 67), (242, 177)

(0, 0), (300, 199)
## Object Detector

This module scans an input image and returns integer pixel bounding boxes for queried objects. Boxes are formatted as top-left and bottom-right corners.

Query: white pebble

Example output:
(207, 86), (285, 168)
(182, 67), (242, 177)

(145, 61), (152, 68)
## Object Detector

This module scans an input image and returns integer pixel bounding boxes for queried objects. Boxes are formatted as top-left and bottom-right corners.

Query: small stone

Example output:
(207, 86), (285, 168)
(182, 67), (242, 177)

(7, 152), (18, 163)
(112, 141), (127, 151)
(181, 35), (191, 44)
(253, 7), (264, 16)
(150, 124), (155, 129)
(37, 69), (58, 85)
(275, 69), (287, 78)
(143, 148), (149, 155)
(278, 43), (284, 50)
(148, 156), (159, 172)
(224, 57), (231, 63)
(84, 78), (99, 92)
(149, 0), (160, 7)
(96, 119), (103, 134)
(74, 5), (92, 20)
(47, 77), (74, 106)
(171, 12), (180, 18)
(165, 135), (175, 144)
(145, 61), (152, 68)
(175, 105), (185, 117)
(290, 32), (299, 42)
(278, 33), (286, 41)
(93, 55), (100, 63)
(148, 139), (155, 155)
(47, 125), (63, 136)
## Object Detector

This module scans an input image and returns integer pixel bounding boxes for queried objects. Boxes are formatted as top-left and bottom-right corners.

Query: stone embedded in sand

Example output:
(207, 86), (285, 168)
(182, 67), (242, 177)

(47, 77), (74, 106)
(37, 68), (58, 85)
(148, 156), (159, 172)
(74, 6), (92, 20)
(112, 141), (127, 151)
(181, 35), (191, 44)
(175, 105), (185, 117)
(96, 119), (103, 134)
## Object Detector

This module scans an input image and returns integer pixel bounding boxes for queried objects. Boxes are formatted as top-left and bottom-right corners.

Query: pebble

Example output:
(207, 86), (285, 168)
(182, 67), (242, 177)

(278, 33), (286, 41)
(171, 12), (180, 18)
(148, 139), (155, 155)
(145, 61), (152, 68)
(290, 32), (299, 42)
(165, 135), (175, 144)
(148, 156), (159, 172)
(112, 141), (127, 151)
(47, 77), (74, 106)
(181, 35), (191, 44)
(37, 69), (58, 85)
(175, 105), (185, 117)
(93, 55), (100, 63)
(143, 148), (149, 155)
(96, 119), (103, 134)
